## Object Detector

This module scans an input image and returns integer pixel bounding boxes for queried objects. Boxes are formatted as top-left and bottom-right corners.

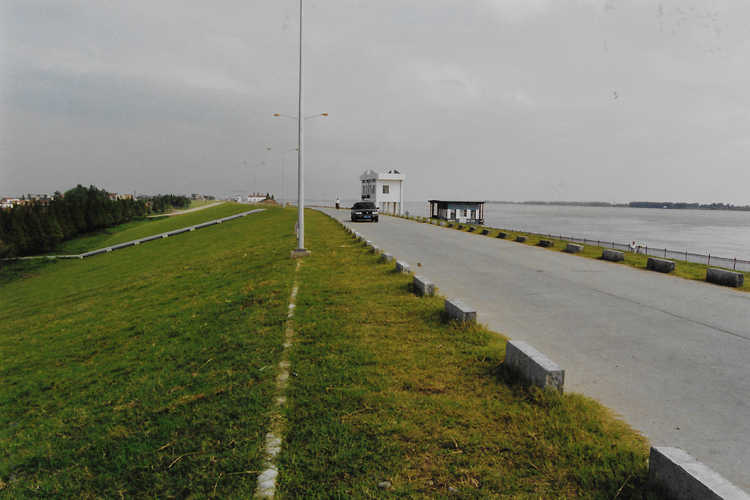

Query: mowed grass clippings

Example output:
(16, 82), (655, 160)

(279, 211), (657, 499)
(54, 202), (256, 255)
(0, 207), (297, 497)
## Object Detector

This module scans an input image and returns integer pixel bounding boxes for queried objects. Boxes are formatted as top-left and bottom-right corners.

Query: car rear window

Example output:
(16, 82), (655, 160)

(353, 202), (376, 209)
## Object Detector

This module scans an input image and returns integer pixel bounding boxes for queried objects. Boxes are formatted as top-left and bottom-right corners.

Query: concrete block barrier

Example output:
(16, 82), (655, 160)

(497, 232), (507, 239)
(167, 228), (191, 236)
(380, 253), (394, 263)
(647, 257), (676, 273)
(81, 248), (109, 258)
(515, 236), (527, 243)
(444, 298), (476, 323)
(110, 242), (135, 250)
(395, 261), (410, 273)
(564, 243), (583, 253)
(140, 234), (163, 243)
(706, 268), (745, 288)
(602, 249), (624, 262)
(648, 447), (749, 500)
(194, 221), (218, 229)
(480, 229), (489, 235)
(413, 275), (435, 297)
(538, 240), (553, 248)
(504, 341), (565, 393)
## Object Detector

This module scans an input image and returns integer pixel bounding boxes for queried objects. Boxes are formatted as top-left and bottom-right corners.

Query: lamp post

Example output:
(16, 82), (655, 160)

(272, 107), (328, 255)
(296, 0), (305, 255)
(272, 0), (329, 257)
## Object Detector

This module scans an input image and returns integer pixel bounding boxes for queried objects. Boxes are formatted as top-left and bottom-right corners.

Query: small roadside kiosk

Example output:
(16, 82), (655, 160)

(428, 200), (485, 225)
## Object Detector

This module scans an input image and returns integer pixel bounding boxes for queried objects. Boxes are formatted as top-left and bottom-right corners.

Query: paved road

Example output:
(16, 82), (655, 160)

(322, 208), (750, 491)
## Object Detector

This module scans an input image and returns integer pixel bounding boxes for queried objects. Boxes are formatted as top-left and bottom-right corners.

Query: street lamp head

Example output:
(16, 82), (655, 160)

(321, 113), (328, 117)
(273, 113), (281, 117)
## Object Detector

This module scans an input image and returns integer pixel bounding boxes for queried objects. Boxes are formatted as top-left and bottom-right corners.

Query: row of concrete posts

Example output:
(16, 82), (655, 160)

(324, 210), (749, 500)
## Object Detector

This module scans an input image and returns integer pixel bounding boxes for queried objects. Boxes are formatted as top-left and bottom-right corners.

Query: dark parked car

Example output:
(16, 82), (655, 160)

(351, 201), (379, 222)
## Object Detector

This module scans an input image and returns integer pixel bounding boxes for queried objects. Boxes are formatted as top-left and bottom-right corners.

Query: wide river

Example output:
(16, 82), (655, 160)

(315, 199), (750, 261)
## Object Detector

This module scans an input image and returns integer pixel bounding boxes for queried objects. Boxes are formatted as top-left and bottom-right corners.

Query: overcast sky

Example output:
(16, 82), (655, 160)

(2, 0), (749, 203)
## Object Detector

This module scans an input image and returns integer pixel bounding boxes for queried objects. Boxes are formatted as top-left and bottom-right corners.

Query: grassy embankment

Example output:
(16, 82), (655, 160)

(409, 216), (750, 292)
(279, 212), (657, 498)
(1, 207), (297, 497)
(54, 202), (252, 255)
(188, 199), (216, 209)
(1, 207), (659, 497)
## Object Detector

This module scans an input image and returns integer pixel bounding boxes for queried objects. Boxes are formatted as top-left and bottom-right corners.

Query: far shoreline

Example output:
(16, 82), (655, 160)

(487, 200), (750, 212)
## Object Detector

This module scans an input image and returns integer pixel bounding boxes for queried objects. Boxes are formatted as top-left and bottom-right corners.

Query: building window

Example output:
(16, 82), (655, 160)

(464, 209), (468, 217)
(382, 185), (389, 194)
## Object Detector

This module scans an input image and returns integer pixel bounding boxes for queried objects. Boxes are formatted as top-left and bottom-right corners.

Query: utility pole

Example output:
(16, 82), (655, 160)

(292, 0), (309, 257)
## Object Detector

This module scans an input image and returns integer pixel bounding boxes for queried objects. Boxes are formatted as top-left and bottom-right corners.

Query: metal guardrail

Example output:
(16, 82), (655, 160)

(1, 209), (265, 262)
(483, 227), (750, 273)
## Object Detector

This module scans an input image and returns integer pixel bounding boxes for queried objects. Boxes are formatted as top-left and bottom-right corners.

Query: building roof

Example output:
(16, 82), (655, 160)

(428, 200), (485, 204)
(360, 169), (405, 181)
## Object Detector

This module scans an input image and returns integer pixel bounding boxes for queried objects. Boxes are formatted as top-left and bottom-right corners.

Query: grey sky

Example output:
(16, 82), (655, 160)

(2, 0), (749, 203)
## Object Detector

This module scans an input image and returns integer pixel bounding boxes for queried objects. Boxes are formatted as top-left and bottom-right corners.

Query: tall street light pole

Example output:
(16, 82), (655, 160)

(294, 0), (308, 257)
(273, 0), (326, 257)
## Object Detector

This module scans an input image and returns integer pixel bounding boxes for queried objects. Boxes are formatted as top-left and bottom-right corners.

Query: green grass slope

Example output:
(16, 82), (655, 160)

(0, 207), (297, 497)
(1, 208), (660, 497)
(55, 202), (254, 255)
(279, 211), (658, 498)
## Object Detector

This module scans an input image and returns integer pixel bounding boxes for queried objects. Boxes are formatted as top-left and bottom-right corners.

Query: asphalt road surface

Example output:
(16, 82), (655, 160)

(322, 208), (750, 491)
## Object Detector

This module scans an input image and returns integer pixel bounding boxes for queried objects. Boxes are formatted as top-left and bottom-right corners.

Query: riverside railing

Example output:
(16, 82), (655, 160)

(498, 229), (750, 273)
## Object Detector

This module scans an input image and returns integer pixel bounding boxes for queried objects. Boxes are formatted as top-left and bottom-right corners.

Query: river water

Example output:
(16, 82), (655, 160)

(311, 199), (750, 262)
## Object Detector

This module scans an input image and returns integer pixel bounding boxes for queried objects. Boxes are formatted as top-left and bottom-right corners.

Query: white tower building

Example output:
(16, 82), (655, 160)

(360, 169), (405, 215)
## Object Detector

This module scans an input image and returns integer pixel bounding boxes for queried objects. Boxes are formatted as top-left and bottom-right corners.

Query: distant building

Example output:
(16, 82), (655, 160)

(428, 200), (485, 225)
(1, 198), (21, 209)
(360, 169), (404, 215)
(247, 193), (266, 204)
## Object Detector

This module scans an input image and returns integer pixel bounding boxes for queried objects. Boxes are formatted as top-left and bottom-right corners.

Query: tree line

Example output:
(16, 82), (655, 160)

(0, 185), (190, 258)
(629, 201), (750, 211)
